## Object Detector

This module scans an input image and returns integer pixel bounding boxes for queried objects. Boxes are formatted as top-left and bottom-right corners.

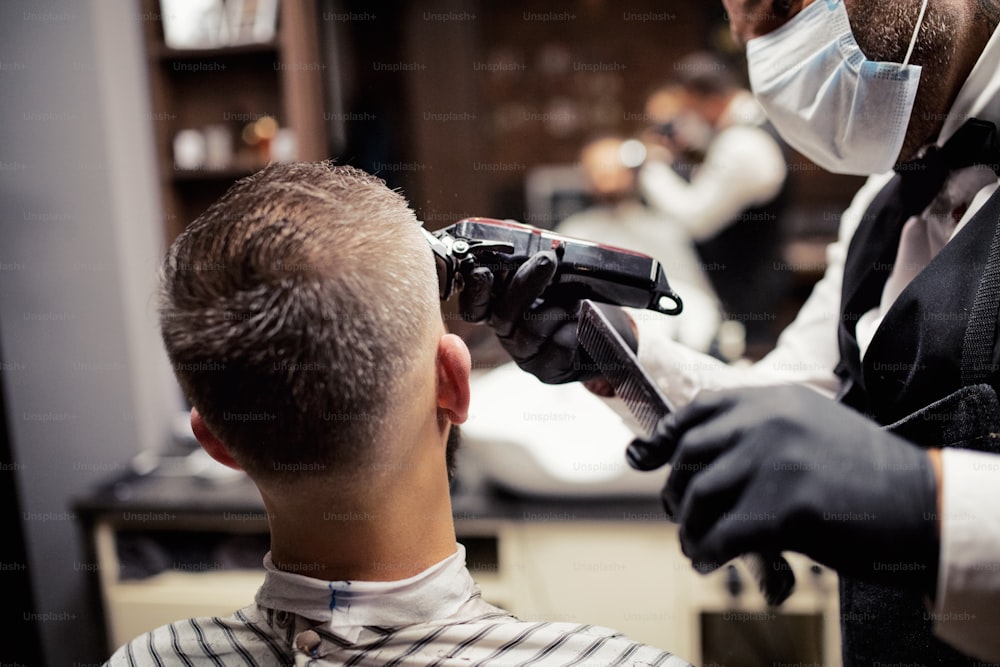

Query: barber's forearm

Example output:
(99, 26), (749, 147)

(639, 162), (746, 241)
(931, 448), (1000, 661)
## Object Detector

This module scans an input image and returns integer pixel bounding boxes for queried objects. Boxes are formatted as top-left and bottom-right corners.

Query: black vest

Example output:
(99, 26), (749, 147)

(837, 185), (1000, 421)
(696, 120), (791, 345)
(834, 143), (1000, 665)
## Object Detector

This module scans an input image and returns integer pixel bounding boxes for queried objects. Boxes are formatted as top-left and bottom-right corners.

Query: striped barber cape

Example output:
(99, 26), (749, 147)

(104, 545), (690, 667)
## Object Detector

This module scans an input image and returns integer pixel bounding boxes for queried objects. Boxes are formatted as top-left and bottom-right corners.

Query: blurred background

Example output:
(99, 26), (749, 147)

(0, 1), (865, 664)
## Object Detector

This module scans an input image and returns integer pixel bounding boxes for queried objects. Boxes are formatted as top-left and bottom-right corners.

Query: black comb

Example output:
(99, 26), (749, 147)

(576, 300), (675, 438)
(577, 300), (796, 607)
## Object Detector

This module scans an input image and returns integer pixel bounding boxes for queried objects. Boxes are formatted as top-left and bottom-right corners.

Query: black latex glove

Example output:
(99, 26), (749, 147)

(460, 250), (636, 384)
(627, 385), (940, 592)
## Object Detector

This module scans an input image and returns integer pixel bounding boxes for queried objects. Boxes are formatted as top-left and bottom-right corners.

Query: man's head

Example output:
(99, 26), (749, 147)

(644, 86), (717, 161)
(723, 0), (1000, 162)
(667, 52), (741, 129)
(159, 162), (469, 491)
(578, 135), (640, 203)
(644, 84), (687, 129)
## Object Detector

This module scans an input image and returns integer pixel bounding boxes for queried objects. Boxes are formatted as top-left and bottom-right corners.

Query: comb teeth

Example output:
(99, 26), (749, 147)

(576, 300), (673, 439)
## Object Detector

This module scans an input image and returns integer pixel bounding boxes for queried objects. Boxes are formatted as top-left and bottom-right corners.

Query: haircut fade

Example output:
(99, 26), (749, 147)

(158, 162), (438, 483)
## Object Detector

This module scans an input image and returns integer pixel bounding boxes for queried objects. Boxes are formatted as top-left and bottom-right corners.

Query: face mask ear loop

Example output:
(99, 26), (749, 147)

(901, 0), (929, 68)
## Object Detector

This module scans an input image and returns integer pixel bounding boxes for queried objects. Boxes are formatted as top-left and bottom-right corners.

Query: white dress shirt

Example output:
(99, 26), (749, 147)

(624, 25), (1000, 663)
(638, 91), (787, 243)
(104, 544), (690, 666)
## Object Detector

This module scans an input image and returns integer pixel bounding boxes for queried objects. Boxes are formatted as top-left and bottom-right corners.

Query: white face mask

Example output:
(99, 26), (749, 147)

(746, 0), (928, 175)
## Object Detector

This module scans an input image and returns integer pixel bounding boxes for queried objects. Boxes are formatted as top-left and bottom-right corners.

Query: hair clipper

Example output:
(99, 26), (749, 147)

(421, 218), (683, 316)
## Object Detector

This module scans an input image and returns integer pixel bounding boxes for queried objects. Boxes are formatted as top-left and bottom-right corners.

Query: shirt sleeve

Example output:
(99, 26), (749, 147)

(931, 447), (1000, 662)
(638, 125), (787, 242)
(627, 173), (895, 409)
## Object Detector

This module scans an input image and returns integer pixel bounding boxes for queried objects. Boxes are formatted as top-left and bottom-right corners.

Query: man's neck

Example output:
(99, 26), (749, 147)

(261, 464), (458, 582)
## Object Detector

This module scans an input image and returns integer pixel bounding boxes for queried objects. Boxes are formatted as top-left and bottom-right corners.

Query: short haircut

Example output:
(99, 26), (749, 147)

(158, 162), (438, 483)
(670, 51), (739, 98)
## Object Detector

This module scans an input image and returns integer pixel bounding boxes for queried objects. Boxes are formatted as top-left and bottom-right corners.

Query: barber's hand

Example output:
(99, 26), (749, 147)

(627, 385), (940, 592)
(459, 250), (636, 384)
(641, 140), (676, 165)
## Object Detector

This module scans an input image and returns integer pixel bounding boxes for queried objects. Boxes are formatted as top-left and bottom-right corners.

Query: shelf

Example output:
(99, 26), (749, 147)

(151, 40), (280, 61)
(139, 0), (327, 245)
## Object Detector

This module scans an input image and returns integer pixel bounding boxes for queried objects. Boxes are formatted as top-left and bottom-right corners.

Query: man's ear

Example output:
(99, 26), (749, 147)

(436, 333), (471, 424)
(190, 408), (243, 471)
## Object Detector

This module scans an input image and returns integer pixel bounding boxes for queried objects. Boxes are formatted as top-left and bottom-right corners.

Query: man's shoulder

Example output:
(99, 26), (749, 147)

(102, 605), (288, 666)
(431, 589), (694, 665)
(360, 610), (692, 666)
(103, 603), (692, 666)
(714, 123), (784, 162)
(504, 619), (693, 666)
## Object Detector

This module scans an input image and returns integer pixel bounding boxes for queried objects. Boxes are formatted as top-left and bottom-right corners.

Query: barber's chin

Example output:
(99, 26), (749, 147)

(897, 140), (923, 166)
(899, 115), (944, 165)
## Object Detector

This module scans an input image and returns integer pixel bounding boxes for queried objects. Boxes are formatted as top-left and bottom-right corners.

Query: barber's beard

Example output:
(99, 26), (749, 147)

(445, 424), (461, 482)
(849, 0), (957, 160)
